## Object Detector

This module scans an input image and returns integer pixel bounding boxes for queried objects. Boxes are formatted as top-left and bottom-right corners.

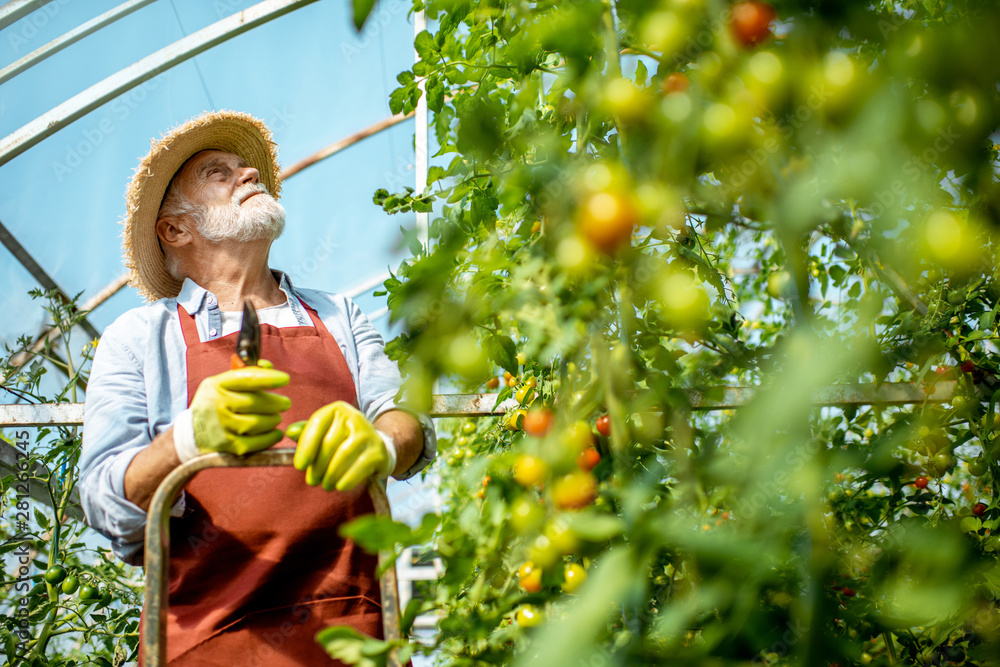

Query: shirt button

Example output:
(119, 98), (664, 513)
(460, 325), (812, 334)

(209, 328), (218, 337)
(207, 296), (216, 305)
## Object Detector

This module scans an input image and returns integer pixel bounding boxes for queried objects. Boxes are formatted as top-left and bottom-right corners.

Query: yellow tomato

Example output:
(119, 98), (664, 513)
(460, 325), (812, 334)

(564, 421), (596, 453)
(552, 471), (598, 510)
(514, 454), (549, 488)
(562, 563), (587, 593)
(511, 497), (544, 533)
(515, 604), (543, 627)
(576, 190), (639, 253)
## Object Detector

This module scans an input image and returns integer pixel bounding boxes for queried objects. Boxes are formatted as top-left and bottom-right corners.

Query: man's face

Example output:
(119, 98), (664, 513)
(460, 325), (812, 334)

(171, 149), (285, 243)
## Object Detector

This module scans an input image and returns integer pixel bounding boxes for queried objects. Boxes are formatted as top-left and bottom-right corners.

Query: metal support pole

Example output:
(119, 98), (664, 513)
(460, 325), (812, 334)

(0, 218), (101, 341)
(0, 382), (959, 427)
(413, 9), (428, 248)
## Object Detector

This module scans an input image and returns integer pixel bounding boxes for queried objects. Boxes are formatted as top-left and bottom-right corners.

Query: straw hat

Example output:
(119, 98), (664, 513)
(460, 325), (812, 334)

(122, 110), (282, 301)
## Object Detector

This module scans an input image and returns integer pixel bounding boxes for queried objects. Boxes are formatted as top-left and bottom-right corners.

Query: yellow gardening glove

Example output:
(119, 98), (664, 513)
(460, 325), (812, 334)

(292, 401), (393, 491)
(189, 363), (291, 455)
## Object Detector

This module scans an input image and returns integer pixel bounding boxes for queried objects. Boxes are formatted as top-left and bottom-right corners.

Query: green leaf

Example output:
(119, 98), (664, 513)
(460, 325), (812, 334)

(415, 30), (438, 61)
(564, 512), (626, 541)
(634, 60), (648, 87)
(484, 334), (518, 374)
(960, 516), (982, 533)
(352, 0), (377, 31)
(388, 87), (408, 115)
(34, 507), (50, 531)
(316, 626), (390, 667)
(427, 79), (446, 113)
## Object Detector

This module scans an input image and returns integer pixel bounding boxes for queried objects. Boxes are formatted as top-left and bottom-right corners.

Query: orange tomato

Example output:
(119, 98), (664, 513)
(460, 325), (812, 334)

(524, 410), (554, 437)
(518, 561), (543, 593)
(577, 448), (601, 471)
(661, 72), (690, 94)
(576, 190), (639, 253)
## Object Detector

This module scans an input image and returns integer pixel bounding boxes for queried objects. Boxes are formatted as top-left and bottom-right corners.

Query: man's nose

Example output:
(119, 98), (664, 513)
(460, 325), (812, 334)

(238, 166), (259, 186)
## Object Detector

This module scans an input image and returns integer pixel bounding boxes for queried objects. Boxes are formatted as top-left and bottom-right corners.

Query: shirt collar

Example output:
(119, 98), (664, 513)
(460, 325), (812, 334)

(176, 277), (209, 314)
(175, 270), (302, 317)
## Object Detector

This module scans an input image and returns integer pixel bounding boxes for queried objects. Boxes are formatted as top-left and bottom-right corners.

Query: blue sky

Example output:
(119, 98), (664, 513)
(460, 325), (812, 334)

(0, 0), (418, 354)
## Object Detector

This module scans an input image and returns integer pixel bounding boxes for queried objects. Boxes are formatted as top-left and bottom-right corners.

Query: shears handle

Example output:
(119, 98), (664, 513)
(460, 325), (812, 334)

(286, 421), (307, 442)
(229, 355), (304, 438)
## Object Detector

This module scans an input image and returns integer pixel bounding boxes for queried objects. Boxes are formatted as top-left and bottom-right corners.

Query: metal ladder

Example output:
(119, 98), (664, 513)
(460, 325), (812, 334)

(141, 449), (404, 667)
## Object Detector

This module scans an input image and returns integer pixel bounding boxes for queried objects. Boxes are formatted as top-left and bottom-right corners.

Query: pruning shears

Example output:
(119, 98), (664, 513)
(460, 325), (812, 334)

(230, 299), (308, 439)
(231, 300), (261, 369)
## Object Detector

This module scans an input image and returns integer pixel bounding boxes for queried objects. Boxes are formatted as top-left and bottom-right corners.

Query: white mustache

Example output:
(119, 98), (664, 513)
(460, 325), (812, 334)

(233, 184), (270, 205)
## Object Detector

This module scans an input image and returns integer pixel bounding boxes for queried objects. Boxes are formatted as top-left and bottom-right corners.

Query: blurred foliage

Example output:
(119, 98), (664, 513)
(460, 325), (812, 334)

(1, 290), (141, 666)
(327, 0), (1000, 665)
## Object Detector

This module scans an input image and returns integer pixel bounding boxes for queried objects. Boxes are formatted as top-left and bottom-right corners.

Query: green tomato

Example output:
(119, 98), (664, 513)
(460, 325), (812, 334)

(79, 584), (100, 604)
(462, 421), (476, 435)
(44, 564), (67, 585)
(968, 457), (988, 477)
(930, 452), (957, 476)
(61, 575), (79, 595)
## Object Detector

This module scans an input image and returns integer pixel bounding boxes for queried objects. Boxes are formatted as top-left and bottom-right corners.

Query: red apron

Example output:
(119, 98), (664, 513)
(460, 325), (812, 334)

(143, 298), (382, 665)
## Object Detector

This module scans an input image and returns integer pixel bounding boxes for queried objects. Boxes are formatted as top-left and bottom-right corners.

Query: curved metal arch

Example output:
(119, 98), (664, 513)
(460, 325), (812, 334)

(0, 0), (320, 166)
(0, 0), (158, 86)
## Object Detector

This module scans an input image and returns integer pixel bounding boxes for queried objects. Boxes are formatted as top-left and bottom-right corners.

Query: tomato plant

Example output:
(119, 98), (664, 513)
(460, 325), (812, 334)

(342, 0), (1000, 665)
(1, 290), (141, 665)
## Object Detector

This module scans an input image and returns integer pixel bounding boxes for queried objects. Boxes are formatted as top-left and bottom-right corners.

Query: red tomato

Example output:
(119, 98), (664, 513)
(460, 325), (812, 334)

(730, 2), (777, 48)
(973, 502), (988, 517)
(595, 415), (611, 437)
(914, 476), (929, 489)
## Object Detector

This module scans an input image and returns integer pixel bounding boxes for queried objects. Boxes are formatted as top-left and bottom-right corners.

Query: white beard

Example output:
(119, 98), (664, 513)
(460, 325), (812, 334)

(197, 184), (286, 243)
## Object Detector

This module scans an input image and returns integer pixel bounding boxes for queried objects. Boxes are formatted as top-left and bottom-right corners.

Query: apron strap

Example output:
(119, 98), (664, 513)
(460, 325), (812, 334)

(297, 297), (325, 329)
(176, 304), (199, 348)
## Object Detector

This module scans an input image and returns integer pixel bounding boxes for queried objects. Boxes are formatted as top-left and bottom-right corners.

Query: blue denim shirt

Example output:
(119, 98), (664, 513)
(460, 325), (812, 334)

(80, 271), (436, 563)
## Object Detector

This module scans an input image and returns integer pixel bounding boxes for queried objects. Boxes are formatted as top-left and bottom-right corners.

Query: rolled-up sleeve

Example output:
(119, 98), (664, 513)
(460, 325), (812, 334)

(80, 323), (155, 563)
(347, 298), (436, 479)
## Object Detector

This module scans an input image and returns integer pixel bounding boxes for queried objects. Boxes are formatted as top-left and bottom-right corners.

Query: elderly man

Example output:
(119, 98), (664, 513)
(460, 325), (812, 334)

(80, 111), (435, 665)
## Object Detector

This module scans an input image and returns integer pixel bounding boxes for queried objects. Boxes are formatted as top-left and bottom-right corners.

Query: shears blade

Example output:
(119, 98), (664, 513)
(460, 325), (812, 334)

(236, 300), (261, 367)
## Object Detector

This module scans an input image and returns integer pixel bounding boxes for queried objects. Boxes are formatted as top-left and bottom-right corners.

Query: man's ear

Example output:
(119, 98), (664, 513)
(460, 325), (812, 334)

(156, 215), (192, 249)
